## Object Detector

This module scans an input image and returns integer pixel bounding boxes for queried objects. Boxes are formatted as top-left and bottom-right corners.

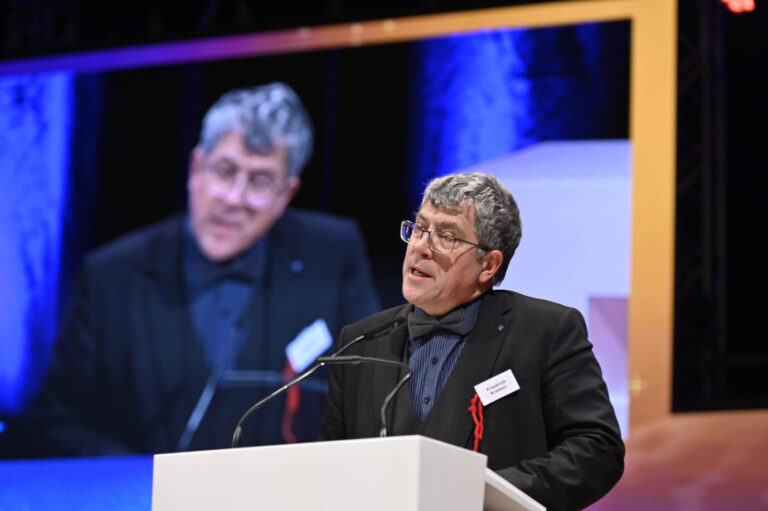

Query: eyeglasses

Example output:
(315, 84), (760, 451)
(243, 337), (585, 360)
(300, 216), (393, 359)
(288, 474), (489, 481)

(400, 220), (489, 255)
(201, 161), (286, 210)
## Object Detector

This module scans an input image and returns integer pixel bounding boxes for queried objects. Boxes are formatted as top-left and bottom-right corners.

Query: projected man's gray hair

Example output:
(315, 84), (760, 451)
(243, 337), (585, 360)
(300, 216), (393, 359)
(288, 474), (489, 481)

(421, 173), (522, 285)
(197, 82), (314, 176)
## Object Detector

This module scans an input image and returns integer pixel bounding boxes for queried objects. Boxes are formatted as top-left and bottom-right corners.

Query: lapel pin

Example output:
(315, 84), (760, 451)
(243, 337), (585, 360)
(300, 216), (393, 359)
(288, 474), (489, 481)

(497, 324), (504, 331)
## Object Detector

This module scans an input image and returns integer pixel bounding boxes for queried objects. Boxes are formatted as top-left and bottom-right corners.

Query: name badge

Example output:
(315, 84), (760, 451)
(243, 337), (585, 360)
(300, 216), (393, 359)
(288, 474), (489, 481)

(286, 319), (333, 372)
(474, 369), (520, 406)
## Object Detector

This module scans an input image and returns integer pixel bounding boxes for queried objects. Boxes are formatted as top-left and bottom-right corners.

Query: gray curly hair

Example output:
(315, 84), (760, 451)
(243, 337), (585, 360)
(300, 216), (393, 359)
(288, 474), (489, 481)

(197, 82), (313, 176)
(421, 173), (522, 285)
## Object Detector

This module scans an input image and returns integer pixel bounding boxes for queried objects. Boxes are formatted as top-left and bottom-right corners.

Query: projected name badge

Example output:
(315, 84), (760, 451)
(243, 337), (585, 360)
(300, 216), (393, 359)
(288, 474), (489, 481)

(285, 319), (333, 373)
(474, 369), (520, 406)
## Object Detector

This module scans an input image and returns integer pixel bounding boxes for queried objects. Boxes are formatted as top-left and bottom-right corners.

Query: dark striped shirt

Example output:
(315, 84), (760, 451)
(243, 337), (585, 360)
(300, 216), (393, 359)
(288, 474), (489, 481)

(408, 297), (483, 421)
(183, 221), (267, 369)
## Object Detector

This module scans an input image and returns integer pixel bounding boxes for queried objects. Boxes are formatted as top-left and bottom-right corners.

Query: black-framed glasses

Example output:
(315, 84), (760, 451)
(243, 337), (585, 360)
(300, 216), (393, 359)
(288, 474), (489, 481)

(400, 220), (489, 255)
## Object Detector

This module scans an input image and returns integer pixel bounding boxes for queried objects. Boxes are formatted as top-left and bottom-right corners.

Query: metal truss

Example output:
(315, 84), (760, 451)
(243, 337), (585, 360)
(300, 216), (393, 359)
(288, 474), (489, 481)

(674, 0), (731, 410)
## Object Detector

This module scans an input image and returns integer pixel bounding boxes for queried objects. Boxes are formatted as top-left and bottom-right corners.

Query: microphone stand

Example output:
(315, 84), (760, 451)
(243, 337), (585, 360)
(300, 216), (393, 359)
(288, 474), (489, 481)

(231, 316), (407, 448)
(230, 363), (325, 448)
(315, 355), (412, 438)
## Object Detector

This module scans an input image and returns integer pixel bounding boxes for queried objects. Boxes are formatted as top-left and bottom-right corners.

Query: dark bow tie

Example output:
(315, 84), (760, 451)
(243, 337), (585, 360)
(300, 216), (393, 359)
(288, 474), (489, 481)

(407, 308), (466, 338)
(197, 262), (254, 289)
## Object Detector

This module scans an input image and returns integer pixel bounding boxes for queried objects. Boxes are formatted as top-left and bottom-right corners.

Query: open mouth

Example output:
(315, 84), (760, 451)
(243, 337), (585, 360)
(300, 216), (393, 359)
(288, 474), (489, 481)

(410, 267), (431, 278)
(210, 212), (243, 230)
(208, 219), (243, 239)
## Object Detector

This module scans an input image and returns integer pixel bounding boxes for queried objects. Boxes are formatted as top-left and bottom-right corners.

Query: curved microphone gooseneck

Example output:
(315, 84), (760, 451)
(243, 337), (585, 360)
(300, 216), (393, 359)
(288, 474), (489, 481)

(231, 314), (407, 448)
(315, 355), (412, 437)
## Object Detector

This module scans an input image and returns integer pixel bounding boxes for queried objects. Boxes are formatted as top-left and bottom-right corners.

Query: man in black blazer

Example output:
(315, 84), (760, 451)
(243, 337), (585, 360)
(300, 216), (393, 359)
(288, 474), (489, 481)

(16, 82), (380, 456)
(320, 173), (624, 511)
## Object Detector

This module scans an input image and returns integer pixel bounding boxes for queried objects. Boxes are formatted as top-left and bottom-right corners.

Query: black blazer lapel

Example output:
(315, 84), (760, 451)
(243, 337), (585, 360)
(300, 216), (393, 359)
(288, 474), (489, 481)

(132, 218), (206, 445)
(141, 273), (202, 418)
(418, 293), (513, 448)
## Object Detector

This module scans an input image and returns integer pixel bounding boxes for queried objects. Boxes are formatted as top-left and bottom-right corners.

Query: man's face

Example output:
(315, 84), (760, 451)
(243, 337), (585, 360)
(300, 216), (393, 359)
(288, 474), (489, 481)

(402, 204), (495, 316)
(188, 131), (299, 262)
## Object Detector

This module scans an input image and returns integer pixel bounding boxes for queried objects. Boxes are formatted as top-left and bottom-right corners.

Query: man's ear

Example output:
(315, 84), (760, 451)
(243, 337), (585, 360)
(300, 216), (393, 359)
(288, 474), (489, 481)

(189, 148), (204, 176)
(187, 148), (204, 196)
(274, 175), (301, 212)
(479, 249), (504, 286)
(285, 175), (301, 201)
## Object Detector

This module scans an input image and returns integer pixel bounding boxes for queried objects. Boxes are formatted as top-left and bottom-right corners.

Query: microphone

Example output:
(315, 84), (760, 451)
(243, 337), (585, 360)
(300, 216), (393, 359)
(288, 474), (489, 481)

(178, 322), (243, 452)
(315, 355), (411, 437)
(334, 313), (408, 356)
(230, 312), (408, 448)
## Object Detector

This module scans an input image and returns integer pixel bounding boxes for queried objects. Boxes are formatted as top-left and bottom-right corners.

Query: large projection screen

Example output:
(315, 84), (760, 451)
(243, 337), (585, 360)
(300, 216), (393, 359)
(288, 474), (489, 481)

(0, 0), (676, 432)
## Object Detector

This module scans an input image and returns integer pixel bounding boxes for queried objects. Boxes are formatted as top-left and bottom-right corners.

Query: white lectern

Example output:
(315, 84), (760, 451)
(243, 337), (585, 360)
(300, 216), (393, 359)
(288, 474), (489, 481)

(152, 435), (544, 511)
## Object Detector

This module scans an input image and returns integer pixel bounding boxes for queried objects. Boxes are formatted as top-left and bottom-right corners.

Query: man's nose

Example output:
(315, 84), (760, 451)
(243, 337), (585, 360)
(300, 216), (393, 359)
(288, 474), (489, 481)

(412, 231), (434, 256)
(222, 174), (249, 205)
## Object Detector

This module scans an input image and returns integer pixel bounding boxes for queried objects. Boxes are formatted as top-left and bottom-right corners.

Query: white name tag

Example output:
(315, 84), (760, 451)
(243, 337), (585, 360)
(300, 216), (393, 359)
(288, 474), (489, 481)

(285, 319), (333, 372)
(474, 369), (520, 406)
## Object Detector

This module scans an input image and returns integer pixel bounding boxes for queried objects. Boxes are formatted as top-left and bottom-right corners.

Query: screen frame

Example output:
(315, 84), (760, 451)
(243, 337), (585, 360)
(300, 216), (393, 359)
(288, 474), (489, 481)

(0, 0), (678, 429)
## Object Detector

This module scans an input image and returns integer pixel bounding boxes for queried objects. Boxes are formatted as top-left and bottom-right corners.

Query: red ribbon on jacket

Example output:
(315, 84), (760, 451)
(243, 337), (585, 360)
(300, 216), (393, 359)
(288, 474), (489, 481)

(468, 393), (484, 452)
(281, 360), (300, 443)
